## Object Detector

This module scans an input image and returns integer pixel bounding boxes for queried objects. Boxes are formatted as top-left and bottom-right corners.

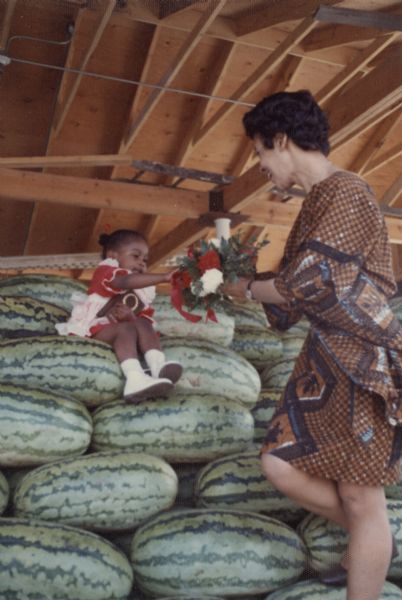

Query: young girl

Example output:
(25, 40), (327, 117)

(56, 229), (182, 402)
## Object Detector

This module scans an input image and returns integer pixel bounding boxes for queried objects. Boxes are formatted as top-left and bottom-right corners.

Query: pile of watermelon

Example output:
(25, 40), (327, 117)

(0, 274), (402, 599)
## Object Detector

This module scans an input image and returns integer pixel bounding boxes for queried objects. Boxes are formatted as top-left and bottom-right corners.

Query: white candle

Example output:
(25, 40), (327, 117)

(214, 217), (231, 242)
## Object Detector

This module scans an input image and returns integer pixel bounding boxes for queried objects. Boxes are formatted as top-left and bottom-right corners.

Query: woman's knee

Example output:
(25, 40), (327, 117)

(337, 482), (386, 518)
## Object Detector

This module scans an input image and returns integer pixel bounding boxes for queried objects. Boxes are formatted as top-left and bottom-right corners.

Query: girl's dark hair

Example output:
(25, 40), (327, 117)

(98, 229), (147, 259)
(243, 90), (330, 156)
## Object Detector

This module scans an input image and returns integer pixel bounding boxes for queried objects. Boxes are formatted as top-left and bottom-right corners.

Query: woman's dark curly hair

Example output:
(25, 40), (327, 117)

(98, 229), (147, 259)
(243, 90), (330, 156)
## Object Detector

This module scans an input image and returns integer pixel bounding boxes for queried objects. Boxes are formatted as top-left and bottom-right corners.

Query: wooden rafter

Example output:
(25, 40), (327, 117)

(51, 0), (117, 137)
(120, 0), (227, 152)
(327, 58), (402, 150)
(235, 0), (341, 37)
(349, 112), (401, 175)
(381, 174), (402, 207)
(229, 54), (303, 177)
(0, 168), (208, 218)
(0, 155), (133, 169)
(192, 17), (316, 151)
(0, 0), (17, 51)
(365, 141), (402, 177)
(163, 38), (236, 185)
(316, 33), (400, 105)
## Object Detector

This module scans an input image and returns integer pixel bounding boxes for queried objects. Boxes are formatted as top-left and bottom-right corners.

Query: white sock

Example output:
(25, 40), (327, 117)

(120, 358), (144, 377)
(144, 349), (165, 378)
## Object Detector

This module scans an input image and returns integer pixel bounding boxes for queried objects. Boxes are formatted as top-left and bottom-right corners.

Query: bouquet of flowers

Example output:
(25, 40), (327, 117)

(171, 232), (269, 322)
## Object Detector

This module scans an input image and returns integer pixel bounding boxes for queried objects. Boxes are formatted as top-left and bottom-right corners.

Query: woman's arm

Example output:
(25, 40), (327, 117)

(222, 277), (286, 304)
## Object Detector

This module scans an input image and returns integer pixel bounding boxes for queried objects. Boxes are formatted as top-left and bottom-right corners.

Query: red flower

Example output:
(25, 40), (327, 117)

(197, 249), (221, 273)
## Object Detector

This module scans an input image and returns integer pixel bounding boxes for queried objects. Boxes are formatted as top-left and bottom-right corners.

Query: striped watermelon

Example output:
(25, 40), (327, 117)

(161, 337), (261, 406)
(0, 336), (123, 406)
(0, 517), (133, 599)
(0, 383), (92, 466)
(265, 579), (402, 599)
(251, 387), (282, 443)
(230, 326), (283, 370)
(386, 462), (402, 500)
(195, 450), (307, 524)
(298, 500), (402, 579)
(0, 295), (69, 339)
(222, 299), (269, 329)
(0, 274), (87, 311)
(153, 295), (235, 347)
(174, 462), (206, 507)
(0, 471), (9, 515)
(260, 358), (295, 389)
(92, 393), (254, 462)
(13, 451), (178, 531)
(130, 508), (307, 596)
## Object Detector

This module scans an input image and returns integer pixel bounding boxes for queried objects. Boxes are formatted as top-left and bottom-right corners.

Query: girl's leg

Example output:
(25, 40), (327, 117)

(261, 454), (349, 528)
(135, 318), (182, 384)
(338, 482), (392, 600)
(94, 322), (173, 400)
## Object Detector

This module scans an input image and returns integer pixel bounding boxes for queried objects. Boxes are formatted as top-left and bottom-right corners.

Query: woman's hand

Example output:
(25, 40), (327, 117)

(221, 277), (251, 300)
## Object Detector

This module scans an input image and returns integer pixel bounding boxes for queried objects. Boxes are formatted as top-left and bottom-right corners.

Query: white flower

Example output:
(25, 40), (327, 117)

(192, 268), (223, 297)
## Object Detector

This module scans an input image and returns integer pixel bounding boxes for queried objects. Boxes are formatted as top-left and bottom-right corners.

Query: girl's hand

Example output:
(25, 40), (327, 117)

(165, 269), (178, 283)
(221, 278), (251, 300)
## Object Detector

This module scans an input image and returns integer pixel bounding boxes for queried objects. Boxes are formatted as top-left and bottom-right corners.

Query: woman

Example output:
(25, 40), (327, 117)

(224, 90), (402, 600)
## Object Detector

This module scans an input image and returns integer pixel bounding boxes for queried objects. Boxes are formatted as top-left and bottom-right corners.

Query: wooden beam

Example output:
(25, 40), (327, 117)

(326, 58), (402, 149)
(381, 174), (402, 207)
(365, 140), (402, 176)
(0, 0), (17, 51)
(0, 154), (133, 169)
(193, 18), (316, 149)
(121, 0), (227, 151)
(316, 33), (399, 105)
(315, 5), (402, 31)
(349, 112), (400, 175)
(149, 219), (210, 268)
(0, 168), (208, 218)
(52, 0), (116, 137)
(235, 0), (340, 37)
(164, 39), (236, 186)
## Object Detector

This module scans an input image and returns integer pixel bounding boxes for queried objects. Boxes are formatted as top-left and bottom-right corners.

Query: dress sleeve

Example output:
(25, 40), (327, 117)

(88, 265), (130, 296)
(273, 186), (384, 320)
(254, 270), (304, 331)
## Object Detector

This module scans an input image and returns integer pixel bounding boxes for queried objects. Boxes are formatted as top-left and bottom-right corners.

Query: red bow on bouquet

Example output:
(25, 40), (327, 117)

(170, 270), (217, 323)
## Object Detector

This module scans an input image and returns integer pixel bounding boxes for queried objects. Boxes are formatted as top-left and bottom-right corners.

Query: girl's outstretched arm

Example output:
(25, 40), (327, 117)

(111, 270), (174, 290)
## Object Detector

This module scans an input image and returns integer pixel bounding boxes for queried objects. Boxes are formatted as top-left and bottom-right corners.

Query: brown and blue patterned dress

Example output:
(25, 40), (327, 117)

(261, 171), (402, 485)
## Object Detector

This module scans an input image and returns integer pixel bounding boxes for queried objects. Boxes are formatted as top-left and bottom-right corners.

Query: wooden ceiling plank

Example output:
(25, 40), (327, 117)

(159, 0), (201, 19)
(316, 32), (400, 105)
(0, 0), (17, 51)
(121, 0), (227, 151)
(235, 0), (340, 37)
(381, 173), (402, 207)
(327, 58), (402, 149)
(52, 0), (117, 137)
(148, 219), (210, 268)
(230, 54), (303, 177)
(0, 154), (133, 169)
(193, 18), (316, 148)
(315, 5), (402, 31)
(0, 168), (208, 218)
(164, 39), (236, 185)
(364, 140), (402, 177)
(110, 23), (163, 180)
(350, 112), (400, 175)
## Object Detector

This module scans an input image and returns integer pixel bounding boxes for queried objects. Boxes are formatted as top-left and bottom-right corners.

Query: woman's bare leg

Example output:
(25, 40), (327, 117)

(338, 482), (391, 600)
(261, 454), (348, 529)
